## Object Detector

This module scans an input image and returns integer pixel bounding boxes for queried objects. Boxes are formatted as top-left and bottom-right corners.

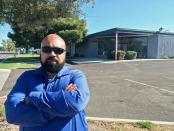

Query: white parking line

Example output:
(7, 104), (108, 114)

(125, 79), (174, 94)
(163, 76), (174, 80)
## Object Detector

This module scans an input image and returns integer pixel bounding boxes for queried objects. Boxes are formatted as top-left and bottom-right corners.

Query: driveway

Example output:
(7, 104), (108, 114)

(1, 59), (174, 122)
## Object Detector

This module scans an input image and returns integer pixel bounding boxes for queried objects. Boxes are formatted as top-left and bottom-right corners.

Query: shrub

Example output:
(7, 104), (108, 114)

(117, 50), (126, 60)
(161, 56), (169, 59)
(126, 51), (137, 60)
(169, 56), (174, 59)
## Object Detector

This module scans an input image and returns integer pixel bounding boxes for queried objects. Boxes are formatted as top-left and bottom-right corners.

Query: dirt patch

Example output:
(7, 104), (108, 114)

(88, 120), (174, 131)
(0, 120), (174, 131)
(0, 97), (6, 105)
(0, 121), (19, 131)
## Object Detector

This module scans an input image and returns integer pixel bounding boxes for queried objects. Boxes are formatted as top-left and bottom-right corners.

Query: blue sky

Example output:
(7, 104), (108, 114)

(84, 0), (174, 34)
(1, 0), (174, 43)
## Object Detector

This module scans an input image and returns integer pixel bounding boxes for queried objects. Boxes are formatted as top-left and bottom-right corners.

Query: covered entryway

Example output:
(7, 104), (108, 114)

(89, 28), (153, 60)
(76, 27), (174, 59)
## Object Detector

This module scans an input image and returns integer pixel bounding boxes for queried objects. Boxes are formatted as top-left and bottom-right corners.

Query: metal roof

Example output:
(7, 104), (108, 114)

(88, 27), (174, 38)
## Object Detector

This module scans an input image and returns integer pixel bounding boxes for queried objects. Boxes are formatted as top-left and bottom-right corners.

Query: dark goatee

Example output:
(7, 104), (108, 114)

(41, 56), (65, 74)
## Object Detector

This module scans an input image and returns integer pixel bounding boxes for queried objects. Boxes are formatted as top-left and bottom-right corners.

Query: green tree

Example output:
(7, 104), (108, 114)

(2, 0), (94, 53)
(7, 39), (16, 51)
(0, 0), (94, 27)
(0, 46), (3, 51)
(8, 26), (45, 52)
(8, 16), (87, 55)
(52, 16), (87, 56)
(2, 40), (7, 51)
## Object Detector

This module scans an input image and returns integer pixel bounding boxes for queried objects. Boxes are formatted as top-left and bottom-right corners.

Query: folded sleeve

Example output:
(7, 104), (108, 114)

(28, 70), (90, 117)
(4, 72), (53, 127)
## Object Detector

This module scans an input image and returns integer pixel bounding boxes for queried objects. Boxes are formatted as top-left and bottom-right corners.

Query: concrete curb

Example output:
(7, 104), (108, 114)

(103, 59), (174, 64)
(0, 69), (11, 91)
(68, 58), (174, 64)
(86, 117), (174, 126)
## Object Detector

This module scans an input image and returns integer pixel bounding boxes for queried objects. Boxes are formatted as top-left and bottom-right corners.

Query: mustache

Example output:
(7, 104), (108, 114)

(46, 57), (58, 62)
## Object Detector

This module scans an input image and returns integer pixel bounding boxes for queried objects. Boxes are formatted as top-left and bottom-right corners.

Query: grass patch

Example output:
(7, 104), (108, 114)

(87, 120), (168, 131)
(135, 121), (154, 130)
(3, 54), (40, 63)
(0, 105), (5, 117)
(0, 104), (6, 122)
(0, 54), (39, 69)
(0, 63), (38, 69)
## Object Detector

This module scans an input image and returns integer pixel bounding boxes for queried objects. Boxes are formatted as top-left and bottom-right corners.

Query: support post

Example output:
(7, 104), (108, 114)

(115, 32), (118, 60)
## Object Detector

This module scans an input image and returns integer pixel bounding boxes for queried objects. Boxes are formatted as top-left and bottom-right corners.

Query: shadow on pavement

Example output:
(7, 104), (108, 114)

(66, 60), (79, 65)
(66, 60), (103, 65)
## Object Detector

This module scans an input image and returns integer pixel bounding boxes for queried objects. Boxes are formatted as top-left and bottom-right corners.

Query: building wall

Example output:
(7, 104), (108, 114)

(157, 35), (174, 58)
(78, 33), (174, 59)
(147, 34), (158, 58)
(87, 40), (98, 57)
(66, 44), (75, 56)
(76, 39), (98, 57)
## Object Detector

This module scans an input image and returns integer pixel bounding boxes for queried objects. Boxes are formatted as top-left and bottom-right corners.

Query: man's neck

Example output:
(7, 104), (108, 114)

(46, 71), (57, 79)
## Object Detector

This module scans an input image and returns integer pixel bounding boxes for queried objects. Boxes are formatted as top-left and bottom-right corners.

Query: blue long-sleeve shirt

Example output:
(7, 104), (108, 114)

(5, 66), (90, 131)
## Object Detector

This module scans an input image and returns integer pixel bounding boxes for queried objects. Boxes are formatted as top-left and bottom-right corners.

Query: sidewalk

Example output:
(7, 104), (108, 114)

(0, 69), (11, 91)
(0, 69), (28, 96)
(67, 57), (174, 64)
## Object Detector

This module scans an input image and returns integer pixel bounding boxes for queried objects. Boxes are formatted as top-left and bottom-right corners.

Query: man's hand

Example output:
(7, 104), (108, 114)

(64, 83), (77, 91)
(23, 96), (29, 104)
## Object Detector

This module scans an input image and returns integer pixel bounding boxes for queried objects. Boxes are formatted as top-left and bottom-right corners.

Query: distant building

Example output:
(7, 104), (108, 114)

(76, 27), (174, 59)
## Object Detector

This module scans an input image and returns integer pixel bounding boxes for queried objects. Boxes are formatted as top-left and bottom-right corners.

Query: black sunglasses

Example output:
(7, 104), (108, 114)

(42, 46), (66, 55)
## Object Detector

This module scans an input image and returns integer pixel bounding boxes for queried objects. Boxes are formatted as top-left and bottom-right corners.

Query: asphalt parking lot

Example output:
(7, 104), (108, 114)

(1, 59), (174, 122)
(68, 60), (174, 122)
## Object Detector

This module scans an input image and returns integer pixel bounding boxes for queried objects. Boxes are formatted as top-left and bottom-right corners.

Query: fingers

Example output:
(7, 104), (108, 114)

(71, 84), (77, 91)
(65, 84), (77, 91)
(23, 96), (29, 104)
(64, 84), (77, 91)
(64, 84), (72, 91)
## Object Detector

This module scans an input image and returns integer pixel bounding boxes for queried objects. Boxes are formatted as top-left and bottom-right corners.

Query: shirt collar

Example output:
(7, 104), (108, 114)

(32, 66), (46, 77)
(56, 65), (69, 78)
(32, 65), (69, 78)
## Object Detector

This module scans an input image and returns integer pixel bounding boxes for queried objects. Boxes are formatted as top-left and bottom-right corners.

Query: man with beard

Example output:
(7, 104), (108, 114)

(5, 34), (90, 131)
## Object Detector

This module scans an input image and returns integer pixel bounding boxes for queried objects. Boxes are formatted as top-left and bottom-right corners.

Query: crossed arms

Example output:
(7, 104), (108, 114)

(5, 70), (90, 127)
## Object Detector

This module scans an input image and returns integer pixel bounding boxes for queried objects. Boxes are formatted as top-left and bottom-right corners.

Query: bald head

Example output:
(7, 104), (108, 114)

(41, 34), (66, 49)
(40, 34), (66, 74)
